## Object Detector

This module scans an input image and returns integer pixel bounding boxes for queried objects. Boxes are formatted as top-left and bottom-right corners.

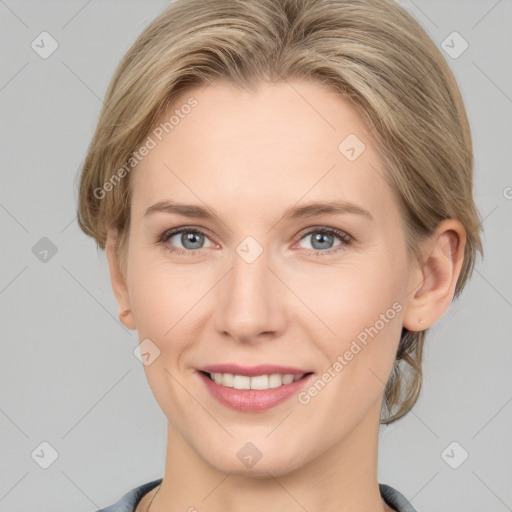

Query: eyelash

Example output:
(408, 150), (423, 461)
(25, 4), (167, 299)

(156, 226), (353, 257)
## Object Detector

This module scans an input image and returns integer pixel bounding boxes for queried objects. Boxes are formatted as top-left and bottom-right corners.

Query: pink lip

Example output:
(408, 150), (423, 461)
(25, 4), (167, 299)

(196, 370), (315, 413)
(198, 363), (311, 377)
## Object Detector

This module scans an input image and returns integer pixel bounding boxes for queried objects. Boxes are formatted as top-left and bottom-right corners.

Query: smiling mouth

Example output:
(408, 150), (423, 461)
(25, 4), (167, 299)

(200, 370), (314, 390)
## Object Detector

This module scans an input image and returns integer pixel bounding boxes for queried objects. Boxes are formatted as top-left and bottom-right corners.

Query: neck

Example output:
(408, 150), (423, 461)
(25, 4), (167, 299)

(149, 399), (393, 512)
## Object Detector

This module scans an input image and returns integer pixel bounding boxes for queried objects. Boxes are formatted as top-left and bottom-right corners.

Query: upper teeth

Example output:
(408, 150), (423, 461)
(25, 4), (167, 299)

(209, 373), (305, 390)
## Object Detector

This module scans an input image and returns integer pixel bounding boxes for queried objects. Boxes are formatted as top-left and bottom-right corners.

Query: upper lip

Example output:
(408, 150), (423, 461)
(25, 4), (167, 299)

(198, 364), (313, 377)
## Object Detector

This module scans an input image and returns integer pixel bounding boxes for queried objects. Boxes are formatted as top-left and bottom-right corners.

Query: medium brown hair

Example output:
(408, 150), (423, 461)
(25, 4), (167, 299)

(77, 0), (483, 424)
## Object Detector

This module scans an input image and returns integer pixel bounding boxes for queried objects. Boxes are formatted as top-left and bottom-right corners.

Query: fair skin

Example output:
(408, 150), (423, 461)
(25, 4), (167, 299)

(106, 80), (465, 512)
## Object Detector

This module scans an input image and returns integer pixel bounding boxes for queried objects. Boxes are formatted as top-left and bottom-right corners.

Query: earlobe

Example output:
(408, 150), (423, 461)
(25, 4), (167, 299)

(105, 230), (136, 330)
(403, 219), (466, 332)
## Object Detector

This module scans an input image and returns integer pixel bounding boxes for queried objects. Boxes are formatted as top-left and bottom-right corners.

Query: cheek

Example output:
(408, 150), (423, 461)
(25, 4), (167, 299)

(296, 256), (406, 384)
(294, 272), (404, 431)
(126, 252), (208, 416)
(293, 255), (405, 335)
(128, 241), (195, 324)
(128, 265), (172, 337)
(126, 249), (194, 353)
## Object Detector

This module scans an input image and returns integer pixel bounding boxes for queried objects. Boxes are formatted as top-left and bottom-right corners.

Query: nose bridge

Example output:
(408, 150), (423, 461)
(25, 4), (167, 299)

(214, 240), (284, 341)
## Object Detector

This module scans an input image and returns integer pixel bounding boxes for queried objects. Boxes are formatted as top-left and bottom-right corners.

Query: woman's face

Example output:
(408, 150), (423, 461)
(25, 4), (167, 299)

(117, 79), (419, 475)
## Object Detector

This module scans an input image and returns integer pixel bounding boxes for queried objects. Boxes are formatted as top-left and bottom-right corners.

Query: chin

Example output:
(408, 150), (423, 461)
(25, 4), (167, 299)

(201, 443), (308, 478)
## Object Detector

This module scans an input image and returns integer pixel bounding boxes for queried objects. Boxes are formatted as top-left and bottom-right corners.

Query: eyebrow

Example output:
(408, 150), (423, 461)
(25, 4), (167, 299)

(143, 199), (373, 222)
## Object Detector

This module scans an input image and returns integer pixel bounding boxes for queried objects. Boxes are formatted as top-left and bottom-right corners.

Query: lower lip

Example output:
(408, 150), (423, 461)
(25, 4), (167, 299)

(197, 371), (315, 412)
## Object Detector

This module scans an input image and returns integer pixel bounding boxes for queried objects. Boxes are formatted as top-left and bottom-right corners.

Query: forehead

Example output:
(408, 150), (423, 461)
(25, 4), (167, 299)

(131, 79), (392, 223)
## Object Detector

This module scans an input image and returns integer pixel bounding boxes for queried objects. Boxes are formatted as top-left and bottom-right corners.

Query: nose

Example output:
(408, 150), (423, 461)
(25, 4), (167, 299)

(213, 246), (286, 343)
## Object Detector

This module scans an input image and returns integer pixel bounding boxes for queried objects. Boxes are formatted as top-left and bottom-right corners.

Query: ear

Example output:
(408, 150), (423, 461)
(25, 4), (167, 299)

(402, 219), (466, 332)
(105, 229), (136, 330)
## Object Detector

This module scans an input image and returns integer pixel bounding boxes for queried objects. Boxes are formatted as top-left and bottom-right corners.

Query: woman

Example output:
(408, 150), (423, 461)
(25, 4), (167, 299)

(77, 0), (483, 510)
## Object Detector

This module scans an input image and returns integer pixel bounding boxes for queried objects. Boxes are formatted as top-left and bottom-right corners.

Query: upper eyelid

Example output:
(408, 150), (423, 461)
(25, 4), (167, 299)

(161, 226), (216, 243)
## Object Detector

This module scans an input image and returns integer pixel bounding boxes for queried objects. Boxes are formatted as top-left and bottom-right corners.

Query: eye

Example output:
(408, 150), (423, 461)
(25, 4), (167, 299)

(157, 225), (353, 257)
(296, 227), (352, 255)
(158, 227), (215, 256)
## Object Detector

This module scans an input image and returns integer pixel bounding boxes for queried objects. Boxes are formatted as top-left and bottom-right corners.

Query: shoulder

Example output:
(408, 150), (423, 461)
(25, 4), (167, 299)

(379, 483), (419, 512)
(94, 479), (163, 512)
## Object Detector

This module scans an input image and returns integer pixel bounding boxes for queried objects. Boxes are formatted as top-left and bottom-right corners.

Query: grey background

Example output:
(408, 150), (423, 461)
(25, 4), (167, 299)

(1, 1), (511, 511)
